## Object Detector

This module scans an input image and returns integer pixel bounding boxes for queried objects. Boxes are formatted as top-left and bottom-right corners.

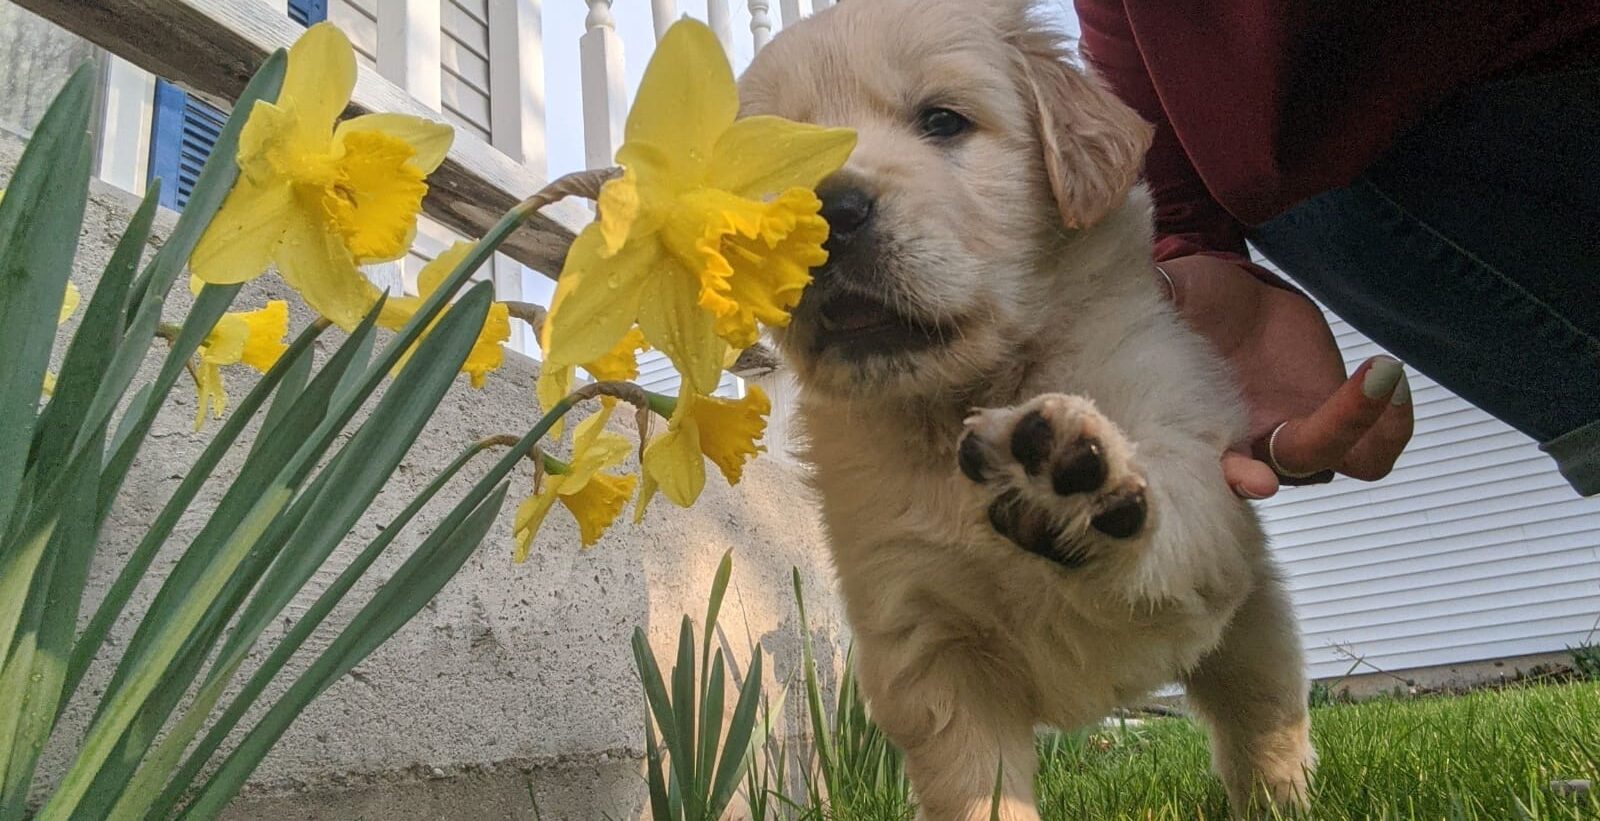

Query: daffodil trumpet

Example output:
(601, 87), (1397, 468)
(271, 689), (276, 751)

(631, 385), (771, 516)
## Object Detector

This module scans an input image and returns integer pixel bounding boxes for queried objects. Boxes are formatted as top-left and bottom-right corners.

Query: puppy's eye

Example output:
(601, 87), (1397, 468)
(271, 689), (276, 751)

(916, 107), (971, 140)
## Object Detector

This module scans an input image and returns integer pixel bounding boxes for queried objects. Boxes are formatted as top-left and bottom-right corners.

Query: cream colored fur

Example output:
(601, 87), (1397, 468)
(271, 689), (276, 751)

(739, 1), (1316, 818)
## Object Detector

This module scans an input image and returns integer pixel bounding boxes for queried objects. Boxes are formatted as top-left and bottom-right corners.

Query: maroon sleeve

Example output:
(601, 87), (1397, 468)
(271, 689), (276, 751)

(1073, 0), (1286, 286)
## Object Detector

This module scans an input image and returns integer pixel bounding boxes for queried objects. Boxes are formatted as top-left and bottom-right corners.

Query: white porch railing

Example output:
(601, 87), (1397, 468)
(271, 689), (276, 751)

(581, 0), (824, 172)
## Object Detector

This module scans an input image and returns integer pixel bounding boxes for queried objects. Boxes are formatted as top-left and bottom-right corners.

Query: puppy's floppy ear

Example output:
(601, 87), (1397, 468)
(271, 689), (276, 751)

(1013, 32), (1153, 229)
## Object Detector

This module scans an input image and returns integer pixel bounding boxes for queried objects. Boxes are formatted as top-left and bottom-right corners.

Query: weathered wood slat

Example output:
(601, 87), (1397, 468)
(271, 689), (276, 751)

(13, 0), (587, 278)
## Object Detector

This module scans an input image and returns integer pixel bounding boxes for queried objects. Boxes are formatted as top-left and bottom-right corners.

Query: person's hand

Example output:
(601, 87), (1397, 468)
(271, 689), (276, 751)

(1158, 255), (1414, 499)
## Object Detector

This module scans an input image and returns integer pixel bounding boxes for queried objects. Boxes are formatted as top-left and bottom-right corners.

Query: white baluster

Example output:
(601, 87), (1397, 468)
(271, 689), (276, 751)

(488, 0), (546, 176)
(707, 0), (734, 57)
(581, 0), (628, 169)
(749, 0), (772, 50)
(779, 0), (802, 26)
(652, 0), (678, 40)
(377, 0), (443, 111)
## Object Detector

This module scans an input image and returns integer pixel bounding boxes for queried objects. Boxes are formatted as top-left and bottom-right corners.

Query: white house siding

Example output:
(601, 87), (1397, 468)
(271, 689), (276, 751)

(632, 350), (743, 399)
(328, 0), (378, 68)
(440, 0), (493, 142)
(1253, 258), (1600, 679)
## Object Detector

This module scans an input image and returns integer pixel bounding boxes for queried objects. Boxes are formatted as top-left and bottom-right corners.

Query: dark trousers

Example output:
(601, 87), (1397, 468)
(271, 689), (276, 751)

(1250, 64), (1600, 495)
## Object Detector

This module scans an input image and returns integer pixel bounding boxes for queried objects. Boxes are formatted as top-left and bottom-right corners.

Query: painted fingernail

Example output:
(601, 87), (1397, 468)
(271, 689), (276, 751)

(1232, 484), (1269, 500)
(1362, 356), (1403, 400)
(1390, 372), (1412, 406)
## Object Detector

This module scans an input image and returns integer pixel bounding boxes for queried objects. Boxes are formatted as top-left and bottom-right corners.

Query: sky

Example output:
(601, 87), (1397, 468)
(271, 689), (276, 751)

(523, 0), (1080, 309)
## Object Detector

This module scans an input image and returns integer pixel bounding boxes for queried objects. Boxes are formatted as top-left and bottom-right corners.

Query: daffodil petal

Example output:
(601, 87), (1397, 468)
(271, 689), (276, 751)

(193, 362), (227, 430)
(642, 424), (706, 508)
(621, 19), (737, 179)
(633, 472), (660, 524)
(282, 22), (357, 140)
(378, 296), (424, 331)
(637, 269), (724, 396)
(200, 314), (250, 366)
(418, 241), (477, 296)
(336, 113), (455, 174)
(585, 326), (648, 382)
(239, 301), (291, 372)
(692, 385), (770, 485)
(596, 169), (641, 257)
(562, 431), (633, 495)
(570, 403), (615, 452)
(561, 472), (637, 547)
(463, 303), (510, 388)
(707, 117), (858, 199)
(536, 364), (574, 440)
(58, 282), (80, 326)
(512, 485), (562, 563)
(276, 211), (381, 331)
(190, 180), (293, 286)
(235, 100), (295, 184)
(560, 405), (630, 491)
(542, 226), (651, 368)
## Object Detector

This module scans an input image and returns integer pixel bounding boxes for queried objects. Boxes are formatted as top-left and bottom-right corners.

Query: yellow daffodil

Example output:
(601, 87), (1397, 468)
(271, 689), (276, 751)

(636, 385), (770, 519)
(535, 326), (649, 437)
(193, 301), (290, 428)
(42, 282), (81, 397)
(541, 19), (855, 397)
(189, 23), (454, 330)
(512, 405), (637, 560)
(378, 241), (510, 388)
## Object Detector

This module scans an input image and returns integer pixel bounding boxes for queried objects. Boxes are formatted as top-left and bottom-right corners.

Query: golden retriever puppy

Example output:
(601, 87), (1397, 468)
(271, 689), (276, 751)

(739, 1), (1315, 817)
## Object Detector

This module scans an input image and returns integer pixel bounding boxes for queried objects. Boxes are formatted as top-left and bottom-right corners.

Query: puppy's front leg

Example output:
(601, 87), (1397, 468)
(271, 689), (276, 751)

(855, 635), (1041, 821)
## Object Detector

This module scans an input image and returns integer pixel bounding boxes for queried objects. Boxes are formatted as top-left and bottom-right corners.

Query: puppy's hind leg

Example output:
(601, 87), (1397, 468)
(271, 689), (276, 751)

(1182, 571), (1316, 817)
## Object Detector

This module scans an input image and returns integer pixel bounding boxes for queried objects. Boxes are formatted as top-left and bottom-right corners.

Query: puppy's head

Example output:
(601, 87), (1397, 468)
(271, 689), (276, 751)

(741, 0), (1151, 400)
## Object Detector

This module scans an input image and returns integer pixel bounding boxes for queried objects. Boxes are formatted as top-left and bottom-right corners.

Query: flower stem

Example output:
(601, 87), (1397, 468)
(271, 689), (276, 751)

(644, 391), (676, 419)
(154, 323), (200, 382)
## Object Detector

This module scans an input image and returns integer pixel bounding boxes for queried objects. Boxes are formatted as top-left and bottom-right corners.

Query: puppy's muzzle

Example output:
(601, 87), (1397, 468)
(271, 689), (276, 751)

(798, 174), (957, 361)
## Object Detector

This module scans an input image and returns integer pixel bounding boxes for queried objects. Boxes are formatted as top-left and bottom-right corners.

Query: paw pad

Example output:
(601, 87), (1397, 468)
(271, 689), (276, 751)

(1051, 437), (1106, 496)
(1009, 410), (1055, 475)
(1090, 488), (1147, 539)
(959, 394), (1151, 565)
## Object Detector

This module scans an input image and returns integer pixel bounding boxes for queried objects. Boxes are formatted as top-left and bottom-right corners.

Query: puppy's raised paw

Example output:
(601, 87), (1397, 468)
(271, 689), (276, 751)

(959, 394), (1149, 564)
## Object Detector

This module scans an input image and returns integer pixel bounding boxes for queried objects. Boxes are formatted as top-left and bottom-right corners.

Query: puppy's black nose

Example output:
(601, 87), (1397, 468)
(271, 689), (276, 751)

(817, 179), (875, 245)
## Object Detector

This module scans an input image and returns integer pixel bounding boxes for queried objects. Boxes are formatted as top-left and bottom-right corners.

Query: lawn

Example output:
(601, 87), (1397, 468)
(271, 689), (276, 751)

(787, 680), (1600, 820)
(1034, 680), (1600, 820)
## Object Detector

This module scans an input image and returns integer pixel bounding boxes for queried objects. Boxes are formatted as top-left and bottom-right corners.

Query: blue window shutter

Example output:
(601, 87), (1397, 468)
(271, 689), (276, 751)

(146, 80), (227, 211)
(287, 0), (328, 25)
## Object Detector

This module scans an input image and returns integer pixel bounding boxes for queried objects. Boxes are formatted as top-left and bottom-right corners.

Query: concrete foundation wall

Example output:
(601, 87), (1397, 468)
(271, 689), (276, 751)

(5, 131), (848, 819)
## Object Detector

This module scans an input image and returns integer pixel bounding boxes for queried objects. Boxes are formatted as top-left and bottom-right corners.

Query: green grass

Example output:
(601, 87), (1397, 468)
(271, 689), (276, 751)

(763, 681), (1600, 820)
(1046, 681), (1600, 820)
